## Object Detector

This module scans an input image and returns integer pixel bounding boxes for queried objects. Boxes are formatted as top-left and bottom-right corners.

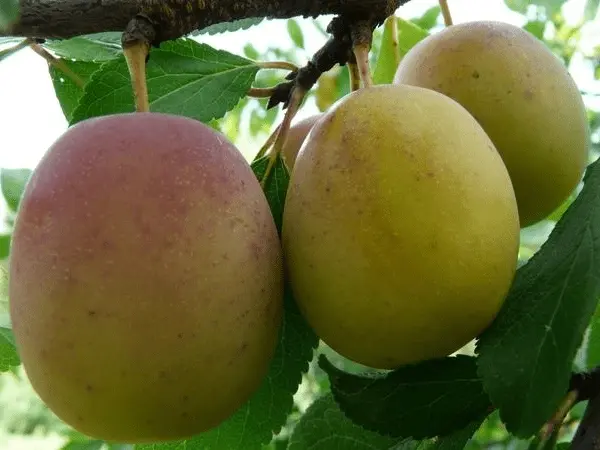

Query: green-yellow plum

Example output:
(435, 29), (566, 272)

(282, 114), (322, 169)
(282, 85), (520, 370)
(393, 20), (590, 227)
(9, 113), (283, 443)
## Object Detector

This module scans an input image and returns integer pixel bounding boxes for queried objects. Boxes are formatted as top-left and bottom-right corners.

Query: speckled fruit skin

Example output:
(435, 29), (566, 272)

(393, 20), (590, 227)
(9, 113), (283, 443)
(282, 114), (322, 170)
(282, 85), (520, 370)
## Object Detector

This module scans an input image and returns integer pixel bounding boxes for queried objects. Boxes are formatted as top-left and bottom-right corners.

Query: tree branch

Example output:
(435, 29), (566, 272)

(4, 0), (408, 43)
(572, 391), (600, 450)
(571, 368), (600, 450)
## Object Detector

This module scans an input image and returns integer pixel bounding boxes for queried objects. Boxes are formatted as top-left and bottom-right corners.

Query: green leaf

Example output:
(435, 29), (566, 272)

(585, 0), (600, 20)
(389, 418), (484, 450)
(0, 0), (19, 30)
(411, 7), (441, 31)
(524, 20), (547, 40)
(61, 440), (105, 450)
(287, 19), (305, 50)
(251, 154), (288, 233)
(70, 39), (258, 125)
(1, 168), (32, 212)
(0, 326), (20, 371)
(44, 33), (123, 61)
(373, 16), (401, 85)
(194, 18), (264, 35)
(0, 234), (10, 259)
(586, 303), (600, 369)
(287, 394), (397, 450)
(50, 60), (103, 122)
(508, 0), (568, 14)
(320, 354), (490, 439)
(504, 0), (530, 13)
(136, 152), (318, 450)
(476, 159), (600, 437)
(397, 18), (430, 57)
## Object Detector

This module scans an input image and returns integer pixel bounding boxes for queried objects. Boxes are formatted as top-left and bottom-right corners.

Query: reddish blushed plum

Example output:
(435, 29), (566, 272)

(9, 113), (283, 443)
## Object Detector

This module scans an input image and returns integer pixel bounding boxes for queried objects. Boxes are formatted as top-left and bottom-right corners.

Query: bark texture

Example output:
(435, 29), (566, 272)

(4, 0), (405, 43)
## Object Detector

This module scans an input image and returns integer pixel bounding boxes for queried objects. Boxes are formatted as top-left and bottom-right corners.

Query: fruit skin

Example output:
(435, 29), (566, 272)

(282, 114), (322, 169)
(9, 113), (283, 443)
(282, 85), (520, 370)
(393, 20), (590, 227)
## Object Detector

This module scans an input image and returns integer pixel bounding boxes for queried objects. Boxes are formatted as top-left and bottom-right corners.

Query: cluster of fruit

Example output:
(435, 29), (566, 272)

(282, 20), (590, 370)
(6, 20), (589, 444)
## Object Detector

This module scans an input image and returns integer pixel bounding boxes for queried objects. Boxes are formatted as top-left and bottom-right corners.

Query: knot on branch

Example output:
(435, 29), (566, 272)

(266, 13), (381, 110)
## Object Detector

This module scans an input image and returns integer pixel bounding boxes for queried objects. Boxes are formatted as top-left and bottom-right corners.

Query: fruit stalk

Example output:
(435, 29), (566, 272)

(122, 15), (155, 113)
(439, 0), (454, 26)
(29, 42), (84, 88)
(349, 62), (361, 91)
(261, 86), (306, 187)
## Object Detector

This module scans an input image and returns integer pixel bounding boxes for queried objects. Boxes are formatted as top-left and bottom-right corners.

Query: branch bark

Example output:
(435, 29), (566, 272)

(5, 0), (406, 44)
(571, 368), (600, 450)
(572, 391), (600, 450)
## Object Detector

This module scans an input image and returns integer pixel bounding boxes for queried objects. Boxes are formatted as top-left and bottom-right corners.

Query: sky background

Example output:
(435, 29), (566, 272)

(0, 0), (598, 170)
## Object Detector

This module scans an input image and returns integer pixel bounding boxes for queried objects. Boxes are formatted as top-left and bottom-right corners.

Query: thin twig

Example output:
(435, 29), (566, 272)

(261, 87), (306, 188)
(255, 123), (281, 160)
(439, 0), (454, 26)
(0, 37), (34, 60)
(28, 42), (85, 88)
(257, 61), (299, 72)
(538, 390), (579, 446)
(248, 87), (277, 98)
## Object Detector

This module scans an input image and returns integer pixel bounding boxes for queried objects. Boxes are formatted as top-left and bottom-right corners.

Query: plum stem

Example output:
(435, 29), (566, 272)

(260, 86), (305, 188)
(123, 41), (150, 113)
(29, 42), (85, 88)
(248, 87), (277, 98)
(349, 62), (360, 91)
(386, 15), (400, 68)
(353, 43), (373, 88)
(439, 0), (454, 26)
(256, 124), (282, 160)
(257, 61), (299, 72)
(537, 390), (578, 447)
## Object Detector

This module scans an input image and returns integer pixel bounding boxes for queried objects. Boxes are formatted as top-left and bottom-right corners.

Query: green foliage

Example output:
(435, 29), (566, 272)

(584, 0), (600, 19)
(44, 34), (123, 62)
(0, 234), (9, 259)
(1, 168), (32, 212)
(287, 19), (305, 50)
(287, 394), (397, 449)
(477, 158), (600, 437)
(373, 16), (431, 85)
(70, 39), (259, 125)
(0, 0), (19, 30)
(50, 60), (104, 122)
(0, 326), (19, 371)
(321, 355), (490, 439)
(194, 18), (265, 36)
